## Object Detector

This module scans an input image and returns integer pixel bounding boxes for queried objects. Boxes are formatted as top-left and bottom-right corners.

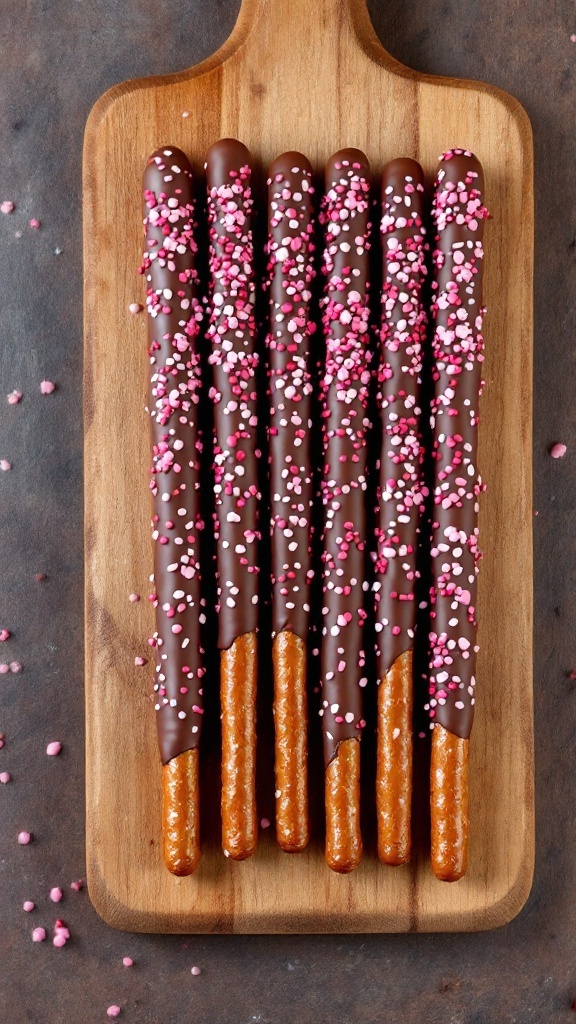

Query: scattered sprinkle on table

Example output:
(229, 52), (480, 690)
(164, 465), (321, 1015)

(129, 302), (142, 314)
(260, 818), (271, 829)
(9, 662), (22, 674)
(107, 1007), (121, 1019)
(0, 733), (5, 748)
(23, 901), (35, 912)
(129, 593), (140, 603)
(0, 629), (9, 641)
(70, 879), (83, 891)
(191, 966), (201, 976)
(1, 200), (14, 214)
(122, 957), (133, 968)
(50, 887), (63, 902)
(18, 831), (31, 845)
(550, 442), (567, 459)
(32, 927), (46, 942)
(35, 573), (47, 582)
(29, 218), (41, 229)
(7, 390), (22, 405)
(0, 460), (11, 471)
(46, 741), (62, 756)
(53, 920), (70, 946)
(40, 380), (55, 394)
(0, 771), (11, 784)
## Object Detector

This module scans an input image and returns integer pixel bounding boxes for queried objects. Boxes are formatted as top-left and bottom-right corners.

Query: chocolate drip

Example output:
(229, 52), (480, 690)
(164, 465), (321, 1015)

(427, 149), (489, 739)
(140, 146), (206, 765)
(375, 158), (428, 677)
(206, 139), (260, 651)
(267, 151), (315, 640)
(319, 149), (372, 766)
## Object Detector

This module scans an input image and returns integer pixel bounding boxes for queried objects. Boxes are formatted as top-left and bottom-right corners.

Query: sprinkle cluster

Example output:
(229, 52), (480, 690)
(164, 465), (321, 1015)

(267, 158), (315, 638)
(140, 148), (206, 759)
(426, 149), (490, 735)
(318, 155), (371, 763)
(206, 155), (261, 649)
(374, 164), (428, 674)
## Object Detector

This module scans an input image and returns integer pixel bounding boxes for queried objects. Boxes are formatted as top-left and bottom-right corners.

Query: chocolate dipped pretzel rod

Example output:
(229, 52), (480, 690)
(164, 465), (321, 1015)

(267, 152), (316, 853)
(428, 148), (489, 881)
(319, 149), (371, 873)
(375, 159), (428, 866)
(206, 139), (260, 861)
(141, 146), (206, 875)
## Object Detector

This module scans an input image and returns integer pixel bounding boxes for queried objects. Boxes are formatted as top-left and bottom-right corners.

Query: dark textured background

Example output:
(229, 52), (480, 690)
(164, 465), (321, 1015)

(0, 1), (574, 1021)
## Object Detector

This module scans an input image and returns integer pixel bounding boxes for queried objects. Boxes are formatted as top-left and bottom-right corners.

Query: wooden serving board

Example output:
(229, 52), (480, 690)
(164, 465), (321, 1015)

(83, 0), (534, 933)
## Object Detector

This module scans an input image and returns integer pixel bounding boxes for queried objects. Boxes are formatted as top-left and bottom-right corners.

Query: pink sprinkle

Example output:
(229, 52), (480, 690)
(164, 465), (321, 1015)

(53, 933), (67, 947)
(122, 957), (133, 968)
(129, 593), (140, 602)
(571, 34), (576, 42)
(40, 380), (56, 395)
(0, 771), (11, 783)
(260, 817), (271, 829)
(29, 218), (41, 229)
(10, 661), (22, 673)
(0, 664), (9, 674)
(550, 442), (567, 459)
(107, 1007), (121, 1019)
(0, 733), (5, 748)
(134, 656), (147, 666)
(0, 629), (9, 641)
(1, 200), (14, 214)
(23, 901), (35, 912)
(191, 966), (201, 976)
(7, 390), (22, 404)
(0, 460), (10, 471)
(129, 302), (143, 314)
(70, 880), (83, 891)
(32, 927), (46, 942)
(35, 572), (47, 582)
(18, 831), (31, 845)
(50, 887), (63, 902)
(46, 741), (62, 756)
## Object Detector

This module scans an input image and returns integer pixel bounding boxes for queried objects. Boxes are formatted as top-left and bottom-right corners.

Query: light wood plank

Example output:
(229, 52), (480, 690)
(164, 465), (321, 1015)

(83, 0), (534, 933)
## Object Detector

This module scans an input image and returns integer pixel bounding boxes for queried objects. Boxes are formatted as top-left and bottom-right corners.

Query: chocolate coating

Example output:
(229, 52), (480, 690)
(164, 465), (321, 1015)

(375, 158), (428, 677)
(427, 149), (489, 739)
(206, 140), (260, 650)
(267, 151), (315, 639)
(319, 149), (371, 766)
(141, 145), (206, 765)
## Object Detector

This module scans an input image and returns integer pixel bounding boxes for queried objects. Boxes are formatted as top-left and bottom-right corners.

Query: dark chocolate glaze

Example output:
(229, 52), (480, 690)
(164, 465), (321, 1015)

(375, 158), (429, 678)
(319, 149), (372, 767)
(267, 152), (315, 640)
(140, 146), (206, 765)
(205, 139), (260, 651)
(427, 149), (489, 739)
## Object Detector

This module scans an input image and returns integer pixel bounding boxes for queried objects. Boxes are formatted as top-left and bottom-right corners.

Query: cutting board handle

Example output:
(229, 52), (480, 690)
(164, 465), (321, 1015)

(229, 0), (397, 67)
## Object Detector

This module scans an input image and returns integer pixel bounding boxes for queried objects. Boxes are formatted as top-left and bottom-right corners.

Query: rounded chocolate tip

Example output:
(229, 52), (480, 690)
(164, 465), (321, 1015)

(145, 144), (190, 170)
(438, 148), (484, 191)
(325, 148), (370, 188)
(268, 150), (313, 181)
(381, 157), (425, 198)
(205, 138), (252, 187)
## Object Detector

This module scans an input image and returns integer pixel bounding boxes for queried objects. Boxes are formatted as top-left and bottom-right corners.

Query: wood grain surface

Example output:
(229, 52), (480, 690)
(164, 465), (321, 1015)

(83, 0), (534, 933)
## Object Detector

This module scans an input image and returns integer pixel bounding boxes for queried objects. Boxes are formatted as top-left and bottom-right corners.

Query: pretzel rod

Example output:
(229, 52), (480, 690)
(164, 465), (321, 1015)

(141, 146), (206, 875)
(206, 139), (260, 861)
(375, 158), (428, 865)
(428, 148), (489, 881)
(319, 149), (371, 873)
(267, 152), (315, 852)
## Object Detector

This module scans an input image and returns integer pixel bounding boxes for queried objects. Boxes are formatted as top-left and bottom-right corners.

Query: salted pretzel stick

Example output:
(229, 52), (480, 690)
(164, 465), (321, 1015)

(428, 148), (489, 881)
(375, 159), (428, 865)
(319, 149), (371, 873)
(267, 152), (315, 853)
(141, 146), (206, 875)
(206, 139), (260, 861)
